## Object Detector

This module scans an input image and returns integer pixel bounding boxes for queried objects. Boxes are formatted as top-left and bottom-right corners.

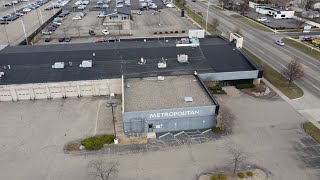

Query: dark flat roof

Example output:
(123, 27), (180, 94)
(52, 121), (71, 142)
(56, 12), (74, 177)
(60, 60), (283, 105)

(0, 36), (258, 85)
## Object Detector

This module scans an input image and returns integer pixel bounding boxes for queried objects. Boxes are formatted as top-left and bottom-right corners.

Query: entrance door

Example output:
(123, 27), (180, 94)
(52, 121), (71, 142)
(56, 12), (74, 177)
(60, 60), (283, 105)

(148, 124), (153, 132)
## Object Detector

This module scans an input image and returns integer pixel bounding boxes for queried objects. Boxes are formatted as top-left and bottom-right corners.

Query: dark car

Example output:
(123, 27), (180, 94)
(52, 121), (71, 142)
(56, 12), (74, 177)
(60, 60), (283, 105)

(89, 30), (96, 35)
(58, 37), (65, 42)
(0, 20), (9, 24)
(107, 37), (117, 42)
(44, 37), (51, 42)
(65, 37), (71, 42)
(197, 12), (203, 16)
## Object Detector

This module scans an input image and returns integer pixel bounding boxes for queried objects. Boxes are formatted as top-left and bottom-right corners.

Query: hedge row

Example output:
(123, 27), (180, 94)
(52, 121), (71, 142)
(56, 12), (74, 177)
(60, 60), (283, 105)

(154, 30), (186, 34)
(81, 134), (114, 150)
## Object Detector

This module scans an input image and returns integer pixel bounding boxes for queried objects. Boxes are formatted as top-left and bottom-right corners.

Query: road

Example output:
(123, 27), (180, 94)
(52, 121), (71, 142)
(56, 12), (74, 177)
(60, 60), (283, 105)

(186, 0), (320, 98)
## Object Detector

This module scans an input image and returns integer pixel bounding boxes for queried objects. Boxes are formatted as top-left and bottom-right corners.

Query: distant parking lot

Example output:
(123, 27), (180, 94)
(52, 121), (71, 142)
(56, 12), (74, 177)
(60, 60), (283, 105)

(244, 9), (307, 29)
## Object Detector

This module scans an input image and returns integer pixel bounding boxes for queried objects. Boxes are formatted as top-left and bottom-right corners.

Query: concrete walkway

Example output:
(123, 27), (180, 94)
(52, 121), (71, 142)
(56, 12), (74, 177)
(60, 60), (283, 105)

(262, 78), (320, 130)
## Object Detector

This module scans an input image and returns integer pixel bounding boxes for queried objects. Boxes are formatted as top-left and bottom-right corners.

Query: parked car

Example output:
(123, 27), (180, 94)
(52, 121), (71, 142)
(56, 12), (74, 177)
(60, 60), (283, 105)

(58, 37), (65, 42)
(0, 20), (9, 24)
(275, 40), (285, 46)
(42, 30), (52, 35)
(97, 13), (105, 18)
(22, 8), (32, 12)
(72, 16), (81, 20)
(197, 12), (203, 16)
(257, 17), (268, 22)
(89, 30), (96, 35)
(95, 38), (105, 43)
(165, 3), (175, 8)
(65, 37), (71, 42)
(45, 6), (53, 10)
(102, 29), (109, 35)
(44, 37), (51, 42)
(107, 37), (117, 42)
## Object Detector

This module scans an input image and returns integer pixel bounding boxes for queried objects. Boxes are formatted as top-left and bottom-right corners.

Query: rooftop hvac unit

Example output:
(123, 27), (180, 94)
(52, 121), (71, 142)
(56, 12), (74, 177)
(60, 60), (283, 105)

(158, 57), (167, 69)
(0, 72), (4, 78)
(79, 60), (92, 68)
(184, 97), (193, 102)
(177, 54), (188, 63)
(52, 62), (65, 69)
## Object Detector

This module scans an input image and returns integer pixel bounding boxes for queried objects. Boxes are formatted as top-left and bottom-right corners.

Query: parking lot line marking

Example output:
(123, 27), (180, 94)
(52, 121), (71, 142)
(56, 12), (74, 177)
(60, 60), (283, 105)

(94, 100), (103, 135)
(201, 129), (211, 134)
(174, 131), (185, 136)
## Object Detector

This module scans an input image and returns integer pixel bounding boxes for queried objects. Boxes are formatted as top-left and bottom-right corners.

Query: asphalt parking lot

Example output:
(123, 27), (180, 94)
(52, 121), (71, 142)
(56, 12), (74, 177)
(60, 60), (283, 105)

(0, 0), (56, 45)
(244, 9), (307, 29)
(131, 8), (197, 36)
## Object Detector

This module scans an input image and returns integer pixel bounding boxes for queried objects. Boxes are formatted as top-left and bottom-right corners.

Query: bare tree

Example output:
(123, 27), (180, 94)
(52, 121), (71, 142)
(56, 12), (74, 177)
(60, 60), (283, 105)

(227, 146), (247, 175)
(218, 105), (235, 135)
(88, 160), (119, 180)
(240, 0), (249, 15)
(282, 58), (304, 86)
(211, 18), (219, 29)
(301, 0), (313, 11)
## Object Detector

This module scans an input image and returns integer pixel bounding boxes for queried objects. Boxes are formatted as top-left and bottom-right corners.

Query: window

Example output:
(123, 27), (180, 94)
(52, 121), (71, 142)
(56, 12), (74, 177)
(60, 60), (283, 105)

(281, 15), (285, 17)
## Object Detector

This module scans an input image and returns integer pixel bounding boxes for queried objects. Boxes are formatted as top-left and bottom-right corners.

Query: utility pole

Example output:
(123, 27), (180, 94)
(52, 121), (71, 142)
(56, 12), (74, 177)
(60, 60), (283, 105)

(20, 20), (28, 45)
(107, 101), (117, 143)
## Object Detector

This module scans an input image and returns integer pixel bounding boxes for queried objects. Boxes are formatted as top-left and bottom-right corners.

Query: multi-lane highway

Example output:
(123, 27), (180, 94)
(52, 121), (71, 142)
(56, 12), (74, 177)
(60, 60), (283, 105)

(186, 0), (320, 98)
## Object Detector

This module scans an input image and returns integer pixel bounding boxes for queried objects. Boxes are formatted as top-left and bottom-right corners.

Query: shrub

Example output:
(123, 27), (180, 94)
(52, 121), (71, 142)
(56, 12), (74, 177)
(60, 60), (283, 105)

(81, 134), (114, 151)
(217, 173), (226, 180)
(247, 171), (253, 177)
(210, 84), (226, 94)
(235, 83), (254, 89)
(211, 175), (218, 180)
(182, 30), (186, 33)
(165, 31), (168, 34)
(237, 172), (245, 178)
(170, 31), (173, 33)
(159, 32), (163, 34)
(154, 32), (158, 34)
(212, 127), (221, 133)
(175, 31), (179, 33)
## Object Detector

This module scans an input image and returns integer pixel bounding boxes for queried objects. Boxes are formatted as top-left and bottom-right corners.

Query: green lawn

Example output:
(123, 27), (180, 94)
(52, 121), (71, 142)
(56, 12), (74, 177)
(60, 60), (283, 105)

(174, 2), (221, 35)
(303, 122), (320, 144)
(231, 14), (273, 32)
(282, 38), (320, 61)
(243, 49), (304, 99)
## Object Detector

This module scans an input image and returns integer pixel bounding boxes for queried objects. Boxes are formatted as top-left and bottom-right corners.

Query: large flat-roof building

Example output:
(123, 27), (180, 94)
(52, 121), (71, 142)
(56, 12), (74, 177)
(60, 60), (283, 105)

(0, 35), (262, 133)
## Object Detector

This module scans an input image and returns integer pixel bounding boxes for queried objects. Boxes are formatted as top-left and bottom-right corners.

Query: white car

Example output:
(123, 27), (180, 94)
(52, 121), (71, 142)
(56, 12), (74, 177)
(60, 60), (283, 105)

(97, 13), (105, 18)
(102, 29), (109, 35)
(77, 5), (86, 9)
(165, 3), (175, 8)
(257, 17), (268, 22)
(116, 4), (123, 8)
(72, 16), (81, 20)
(275, 40), (285, 46)
(23, 8), (32, 12)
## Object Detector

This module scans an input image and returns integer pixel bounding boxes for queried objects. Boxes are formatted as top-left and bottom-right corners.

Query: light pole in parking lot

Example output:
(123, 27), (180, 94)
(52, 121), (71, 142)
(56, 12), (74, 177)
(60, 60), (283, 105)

(106, 101), (117, 142)
(20, 20), (28, 45)
(158, 10), (161, 26)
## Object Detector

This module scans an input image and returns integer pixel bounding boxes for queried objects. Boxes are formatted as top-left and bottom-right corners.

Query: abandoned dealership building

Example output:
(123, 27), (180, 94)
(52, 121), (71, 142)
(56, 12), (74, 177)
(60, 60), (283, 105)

(0, 35), (262, 133)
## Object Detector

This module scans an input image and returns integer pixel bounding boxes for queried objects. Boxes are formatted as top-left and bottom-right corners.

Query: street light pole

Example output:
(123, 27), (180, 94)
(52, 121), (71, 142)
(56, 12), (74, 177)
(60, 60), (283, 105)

(20, 20), (28, 45)
(107, 101), (117, 141)
(158, 10), (161, 26)
(206, 0), (210, 32)
(13, 2), (16, 13)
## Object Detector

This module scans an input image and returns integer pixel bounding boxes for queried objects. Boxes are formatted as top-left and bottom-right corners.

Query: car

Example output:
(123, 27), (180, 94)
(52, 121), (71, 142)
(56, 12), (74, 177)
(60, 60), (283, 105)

(116, 4), (123, 8)
(42, 30), (52, 35)
(65, 37), (71, 42)
(197, 12), (203, 16)
(72, 16), (81, 20)
(165, 3), (175, 8)
(257, 17), (268, 22)
(52, 21), (61, 26)
(22, 8), (32, 12)
(0, 20), (9, 24)
(95, 38), (105, 43)
(89, 30), (96, 35)
(47, 26), (56, 31)
(263, 20), (271, 23)
(137, 11), (141, 15)
(45, 6), (53, 10)
(192, 0), (196, 2)
(16, 12), (24, 17)
(97, 13), (105, 18)
(58, 37), (65, 42)
(102, 29), (109, 35)
(44, 37), (51, 42)
(107, 37), (117, 42)
(275, 40), (285, 46)
(77, 5), (86, 9)
(304, 37), (313, 42)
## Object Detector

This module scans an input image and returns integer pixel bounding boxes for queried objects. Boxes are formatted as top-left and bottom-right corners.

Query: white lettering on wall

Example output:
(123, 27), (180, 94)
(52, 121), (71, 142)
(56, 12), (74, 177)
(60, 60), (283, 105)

(149, 110), (200, 119)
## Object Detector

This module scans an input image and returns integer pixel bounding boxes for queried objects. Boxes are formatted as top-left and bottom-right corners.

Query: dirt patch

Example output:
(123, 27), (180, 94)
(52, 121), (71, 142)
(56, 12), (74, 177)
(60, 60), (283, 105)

(65, 142), (81, 151)
(200, 168), (268, 180)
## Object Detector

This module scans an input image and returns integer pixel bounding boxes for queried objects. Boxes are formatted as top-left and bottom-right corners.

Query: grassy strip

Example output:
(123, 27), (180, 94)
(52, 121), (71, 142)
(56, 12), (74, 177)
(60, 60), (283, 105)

(81, 134), (114, 150)
(303, 122), (320, 144)
(243, 48), (304, 99)
(174, 2), (221, 35)
(231, 14), (272, 32)
(278, 28), (320, 32)
(282, 38), (320, 61)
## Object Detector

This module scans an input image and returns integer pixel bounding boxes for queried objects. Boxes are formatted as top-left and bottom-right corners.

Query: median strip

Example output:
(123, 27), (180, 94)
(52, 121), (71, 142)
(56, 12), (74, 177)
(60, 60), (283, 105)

(282, 38), (320, 61)
(174, 2), (221, 35)
(303, 122), (320, 144)
(243, 48), (304, 99)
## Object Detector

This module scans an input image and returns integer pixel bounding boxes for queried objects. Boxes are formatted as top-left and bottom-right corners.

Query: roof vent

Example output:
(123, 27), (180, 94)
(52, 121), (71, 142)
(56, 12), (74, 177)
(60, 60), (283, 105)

(177, 54), (188, 63)
(184, 97), (193, 102)
(52, 62), (65, 69)
(80, 60), (92, 68)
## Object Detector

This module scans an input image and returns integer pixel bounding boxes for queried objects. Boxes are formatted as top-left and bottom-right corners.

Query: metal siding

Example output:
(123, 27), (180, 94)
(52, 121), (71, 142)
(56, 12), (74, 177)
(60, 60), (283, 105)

(198, 71), (259, 81)
(123, 106), (216, 133)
